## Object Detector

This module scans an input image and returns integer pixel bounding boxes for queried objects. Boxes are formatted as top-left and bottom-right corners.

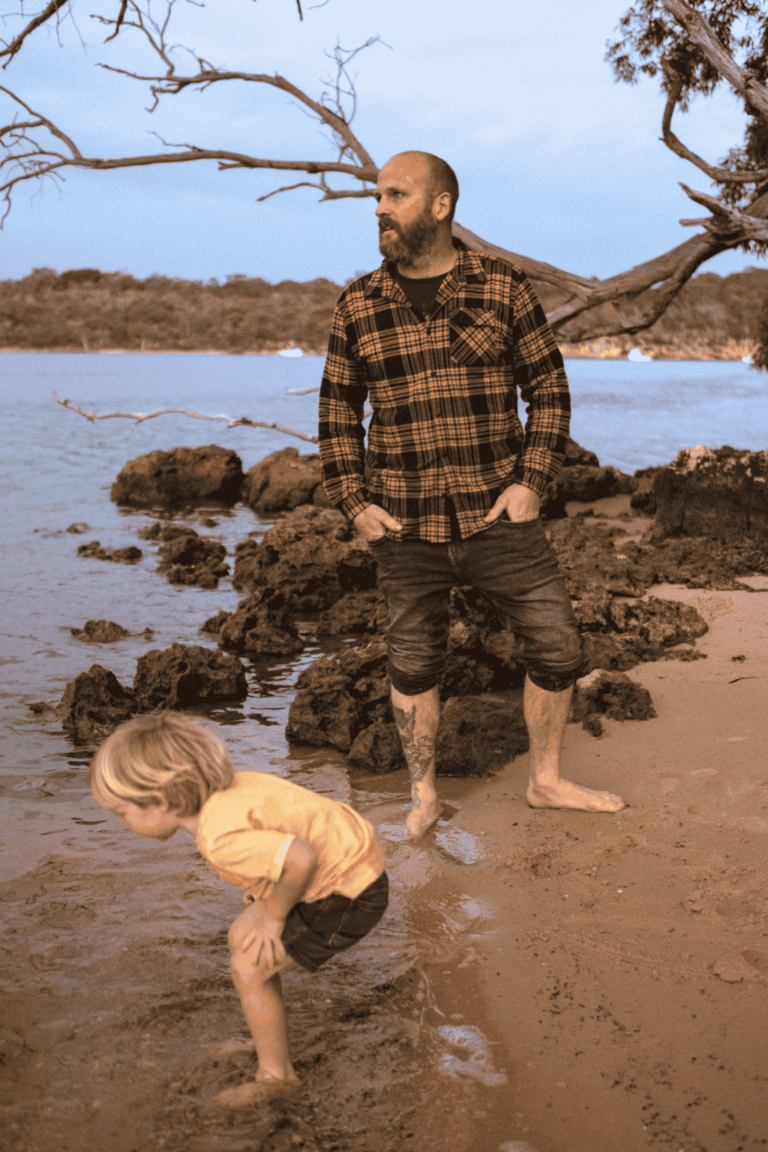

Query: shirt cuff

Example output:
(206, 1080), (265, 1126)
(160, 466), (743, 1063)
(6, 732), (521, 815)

(512, 470), (551, 499)
(339, 491), (372, 521)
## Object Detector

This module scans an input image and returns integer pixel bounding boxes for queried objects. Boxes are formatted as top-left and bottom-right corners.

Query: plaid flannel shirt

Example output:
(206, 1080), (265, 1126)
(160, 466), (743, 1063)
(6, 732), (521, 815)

(318, 240), (571, 543)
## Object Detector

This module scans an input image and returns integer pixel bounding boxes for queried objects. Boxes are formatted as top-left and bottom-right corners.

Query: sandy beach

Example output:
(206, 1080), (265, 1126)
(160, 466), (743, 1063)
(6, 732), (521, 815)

(2, 495), (767, 1152)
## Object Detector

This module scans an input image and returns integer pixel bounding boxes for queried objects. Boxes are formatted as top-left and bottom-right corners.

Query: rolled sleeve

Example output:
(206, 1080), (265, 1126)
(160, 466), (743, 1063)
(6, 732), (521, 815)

(318, 297), (371, 519)
(510, 278), (570, 495)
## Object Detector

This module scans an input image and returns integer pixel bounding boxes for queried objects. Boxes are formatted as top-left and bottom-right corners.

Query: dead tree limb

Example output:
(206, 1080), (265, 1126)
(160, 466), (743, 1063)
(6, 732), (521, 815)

(53, 393), (320, 443)
(2, 0), (768, 348)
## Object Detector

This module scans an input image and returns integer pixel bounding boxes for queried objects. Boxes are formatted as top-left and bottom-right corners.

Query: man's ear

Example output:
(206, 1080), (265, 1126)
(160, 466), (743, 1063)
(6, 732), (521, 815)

(433, 191), (452, 222)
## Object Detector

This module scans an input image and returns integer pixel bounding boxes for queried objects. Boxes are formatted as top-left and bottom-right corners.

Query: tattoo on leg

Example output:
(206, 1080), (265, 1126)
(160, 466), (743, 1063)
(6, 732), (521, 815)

(392, 702), (434, 783)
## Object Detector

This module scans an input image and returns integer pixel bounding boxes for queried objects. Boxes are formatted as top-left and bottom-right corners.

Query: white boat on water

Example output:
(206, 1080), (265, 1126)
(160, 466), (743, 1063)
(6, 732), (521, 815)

(628, 348), (653, 362)
(278, 347), (304, 358)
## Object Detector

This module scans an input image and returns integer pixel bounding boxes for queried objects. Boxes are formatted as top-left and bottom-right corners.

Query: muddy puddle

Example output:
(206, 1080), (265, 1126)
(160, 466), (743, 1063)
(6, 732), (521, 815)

(0, 762), (523, 1152)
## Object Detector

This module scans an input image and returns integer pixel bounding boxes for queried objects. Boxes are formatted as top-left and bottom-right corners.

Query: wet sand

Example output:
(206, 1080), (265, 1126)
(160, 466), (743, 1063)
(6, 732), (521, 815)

(3, 499), (768, 1151)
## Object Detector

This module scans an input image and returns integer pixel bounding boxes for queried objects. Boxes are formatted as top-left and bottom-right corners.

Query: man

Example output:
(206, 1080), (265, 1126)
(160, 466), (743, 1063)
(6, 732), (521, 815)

(319, 150), (624, 838)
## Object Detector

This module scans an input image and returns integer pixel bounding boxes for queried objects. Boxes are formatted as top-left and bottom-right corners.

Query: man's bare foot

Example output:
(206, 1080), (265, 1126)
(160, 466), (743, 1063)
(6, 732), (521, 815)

(405, 782), (441, 839)
(212, 1074), (299, 1109)
(208, 1036), (254, 1059)
(527, 777), (625, 813)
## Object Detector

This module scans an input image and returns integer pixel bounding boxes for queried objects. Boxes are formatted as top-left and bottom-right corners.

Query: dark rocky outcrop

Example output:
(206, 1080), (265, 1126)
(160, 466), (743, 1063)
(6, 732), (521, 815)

(650, 445), (768, 544)
(286, 641), (389, 752)
(572, 668), (656, 737)
(241, 447), (333, 515)
(218, 590), (303, 659)
(58, 665), (136, 742)
(315, 591), (388, 636)
(647, 535), (768, 589)
(155, 529), (229, 589)
(541, 440), (635, 517)
(69, 620), (131, 642)
(232, 506), (375, 613)
(549, 520), (656, 599)
(55, 644), (247, 742)
(111, 446), (244, 508)
(200, 610), (232, 636)
(132, 643), (247, 712)
(347, 696), (529, 777)
(77, 541), (143, 564)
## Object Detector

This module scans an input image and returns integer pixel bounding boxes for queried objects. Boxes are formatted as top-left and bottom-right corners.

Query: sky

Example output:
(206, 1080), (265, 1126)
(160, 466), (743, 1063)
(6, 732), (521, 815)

(1, 0), (764, 285)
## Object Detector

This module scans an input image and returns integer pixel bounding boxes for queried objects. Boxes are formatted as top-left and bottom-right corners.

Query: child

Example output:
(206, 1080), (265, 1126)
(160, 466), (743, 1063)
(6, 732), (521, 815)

(89, 712), (388, 1108)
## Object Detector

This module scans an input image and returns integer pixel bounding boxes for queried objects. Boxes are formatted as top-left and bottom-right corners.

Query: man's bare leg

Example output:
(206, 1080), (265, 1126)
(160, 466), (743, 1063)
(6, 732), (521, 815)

(524, 676), (625, 812)
(391, 684), (442, 838)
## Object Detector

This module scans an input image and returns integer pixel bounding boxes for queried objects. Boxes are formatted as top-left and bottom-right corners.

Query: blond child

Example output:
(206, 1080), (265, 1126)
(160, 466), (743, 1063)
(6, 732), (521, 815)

(89, 712), (388, 1108)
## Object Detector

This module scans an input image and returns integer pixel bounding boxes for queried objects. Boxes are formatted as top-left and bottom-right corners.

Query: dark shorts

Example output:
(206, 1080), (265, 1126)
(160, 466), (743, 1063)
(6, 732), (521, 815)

(369, 518), (582, 696)
(281, 872), (389, 973)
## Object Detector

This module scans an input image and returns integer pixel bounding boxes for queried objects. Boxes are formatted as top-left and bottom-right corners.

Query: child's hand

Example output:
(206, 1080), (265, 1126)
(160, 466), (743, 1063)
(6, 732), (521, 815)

(239, 909), (287, 969)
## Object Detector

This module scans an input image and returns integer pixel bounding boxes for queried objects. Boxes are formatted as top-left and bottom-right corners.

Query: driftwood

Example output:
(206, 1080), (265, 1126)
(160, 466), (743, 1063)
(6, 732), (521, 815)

(53, 393), (320, 444)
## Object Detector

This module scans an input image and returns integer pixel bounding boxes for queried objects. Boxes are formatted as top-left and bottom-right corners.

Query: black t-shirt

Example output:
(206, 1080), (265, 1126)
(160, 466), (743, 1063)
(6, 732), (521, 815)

(393, 269), (448, 320)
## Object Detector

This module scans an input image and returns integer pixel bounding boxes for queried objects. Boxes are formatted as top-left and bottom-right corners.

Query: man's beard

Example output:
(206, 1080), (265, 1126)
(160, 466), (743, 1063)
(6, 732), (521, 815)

(378, 209), (440, 265)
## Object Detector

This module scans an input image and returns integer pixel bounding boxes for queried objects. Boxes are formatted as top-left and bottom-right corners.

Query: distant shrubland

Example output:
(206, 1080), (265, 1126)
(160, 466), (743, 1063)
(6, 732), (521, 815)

(2, 265), (767, 359)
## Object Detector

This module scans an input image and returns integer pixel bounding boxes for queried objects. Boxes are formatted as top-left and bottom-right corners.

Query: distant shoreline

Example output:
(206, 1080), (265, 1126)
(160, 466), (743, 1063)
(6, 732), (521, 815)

(0, 345), (755, 361)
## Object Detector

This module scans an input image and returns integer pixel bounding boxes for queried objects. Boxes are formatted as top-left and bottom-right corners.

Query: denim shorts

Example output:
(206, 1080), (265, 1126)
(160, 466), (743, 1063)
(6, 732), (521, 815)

(281, 872), (389, 972)
(369, 518), (582, 696)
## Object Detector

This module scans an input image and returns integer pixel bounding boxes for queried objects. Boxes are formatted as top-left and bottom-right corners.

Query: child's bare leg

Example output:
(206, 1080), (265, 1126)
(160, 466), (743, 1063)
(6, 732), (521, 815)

(213, 915), (299, 1107)
(391, 684), (441, 838)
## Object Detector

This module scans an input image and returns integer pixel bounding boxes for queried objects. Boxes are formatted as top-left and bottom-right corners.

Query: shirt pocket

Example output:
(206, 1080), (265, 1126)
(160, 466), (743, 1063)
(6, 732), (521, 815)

(449, 308), (506, 368)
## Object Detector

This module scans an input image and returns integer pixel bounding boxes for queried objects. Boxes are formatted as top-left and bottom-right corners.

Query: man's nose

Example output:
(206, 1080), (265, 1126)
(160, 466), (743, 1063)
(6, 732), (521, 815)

(375, 200), (386, 217)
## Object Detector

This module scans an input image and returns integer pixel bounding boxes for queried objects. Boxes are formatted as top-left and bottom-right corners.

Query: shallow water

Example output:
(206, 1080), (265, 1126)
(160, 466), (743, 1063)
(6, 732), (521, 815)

(2, 351), (766, 1149)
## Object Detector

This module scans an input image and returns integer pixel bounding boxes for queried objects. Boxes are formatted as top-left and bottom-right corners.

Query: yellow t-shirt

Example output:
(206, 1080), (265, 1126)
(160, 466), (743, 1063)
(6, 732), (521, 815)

(196, 772), (386, 905)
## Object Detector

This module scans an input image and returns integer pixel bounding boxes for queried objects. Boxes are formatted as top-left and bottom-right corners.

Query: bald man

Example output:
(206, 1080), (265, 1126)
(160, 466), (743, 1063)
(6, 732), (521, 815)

(319, 151), (624, 838)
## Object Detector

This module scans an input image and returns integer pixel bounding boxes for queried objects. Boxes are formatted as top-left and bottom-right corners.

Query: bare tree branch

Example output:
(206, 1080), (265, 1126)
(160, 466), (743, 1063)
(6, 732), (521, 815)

(54, 393), (319, 443)
(661, 0), (768, 120)
(0, 0), (70, 67)
(679, 181), (768, 241)
(661, 66), (768, 186)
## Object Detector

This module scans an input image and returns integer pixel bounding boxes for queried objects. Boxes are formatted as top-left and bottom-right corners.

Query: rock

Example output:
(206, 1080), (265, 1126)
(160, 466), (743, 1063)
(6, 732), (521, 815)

(132, 643), (247, 711)
(200, 609), (232, 636)
(65, 522), (89, 534)
(579, 633), (651, 676)
(562, 439), (600, 468)
(77, 541), (143, 564)
(156, 530), (229, 589)
(218, 589), (303, 658)
(572, 669), (656, 736)
(549, 520), (655, 599)
(241, 447), (331, 514)
(645, 535), (768, 590)
(546, 464), (635, 507)
(58, 665), (135, 742)
(232, 505), (374, 613)
(316, 591), (388, 635)
(434, 696), (529, 776)
(608, 596), (707, 649)
(69, 620), (131, 643)
(651, 445), (768, 543)
(347, 718), (406, 774)
(629, 469), (659, 516)
(111, 445), (244, 508)
(139, 522), (197, 542)
(286, 641), (389, 752)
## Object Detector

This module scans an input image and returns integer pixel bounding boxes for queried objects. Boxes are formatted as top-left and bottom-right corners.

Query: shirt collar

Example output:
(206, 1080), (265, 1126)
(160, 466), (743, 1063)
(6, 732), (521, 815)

(364, 237), (487, 301)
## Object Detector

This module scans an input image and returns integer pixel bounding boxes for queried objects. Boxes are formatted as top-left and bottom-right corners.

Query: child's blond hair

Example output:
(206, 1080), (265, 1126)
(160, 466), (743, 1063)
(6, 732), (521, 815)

(89, 713), (234, 816)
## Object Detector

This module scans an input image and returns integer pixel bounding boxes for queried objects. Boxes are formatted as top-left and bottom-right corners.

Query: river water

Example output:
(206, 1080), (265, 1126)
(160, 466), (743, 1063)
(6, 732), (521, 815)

(1, 352), (766, 1151)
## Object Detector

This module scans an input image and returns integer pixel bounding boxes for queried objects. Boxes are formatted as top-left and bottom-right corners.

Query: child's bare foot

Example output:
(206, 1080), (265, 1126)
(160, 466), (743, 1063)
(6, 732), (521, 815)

(212, 1073), (299, 1109)
(208, 1036), (254, 1059)
(527, 777), (625, 813)
(405, 783), (441, 839)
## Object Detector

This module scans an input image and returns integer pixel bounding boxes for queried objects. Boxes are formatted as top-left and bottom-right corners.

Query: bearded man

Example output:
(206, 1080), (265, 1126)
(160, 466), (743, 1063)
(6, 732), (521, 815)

(318, 150), (624, 837)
